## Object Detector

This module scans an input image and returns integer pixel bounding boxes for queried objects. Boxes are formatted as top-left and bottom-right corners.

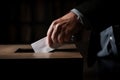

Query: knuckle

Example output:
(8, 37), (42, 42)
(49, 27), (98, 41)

(52, 20), (58, 25)
(56, 23), (60, 28)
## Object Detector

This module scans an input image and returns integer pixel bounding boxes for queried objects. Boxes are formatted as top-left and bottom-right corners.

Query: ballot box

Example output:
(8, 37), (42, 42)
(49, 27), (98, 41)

(0, 44), (83, 79)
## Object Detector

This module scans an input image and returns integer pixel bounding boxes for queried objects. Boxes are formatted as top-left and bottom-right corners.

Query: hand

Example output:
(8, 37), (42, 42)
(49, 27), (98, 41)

(47, 12), (83, 48)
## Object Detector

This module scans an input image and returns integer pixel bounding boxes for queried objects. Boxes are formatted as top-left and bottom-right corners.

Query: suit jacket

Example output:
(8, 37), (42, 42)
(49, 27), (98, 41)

(75, 0), (120, 67)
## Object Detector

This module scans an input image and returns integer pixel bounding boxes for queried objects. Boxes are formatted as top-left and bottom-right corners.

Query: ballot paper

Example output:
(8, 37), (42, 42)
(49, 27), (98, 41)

(31, 37), (60, 53)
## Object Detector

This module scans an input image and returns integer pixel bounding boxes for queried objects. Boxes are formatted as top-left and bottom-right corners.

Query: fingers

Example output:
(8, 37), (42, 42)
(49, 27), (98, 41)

(47, 20), (70, 47)
(58, 24), (72, 44)
(47, 19), (64, 47)
(64, 33), (72, 42)
(50, 22), (66, 44)
(58, 29), (65, 44)
(47, 21), (55, 47)
(47, 28), (53, 47)
(47, 15), (77, 47)
(51, 23), (62, 44)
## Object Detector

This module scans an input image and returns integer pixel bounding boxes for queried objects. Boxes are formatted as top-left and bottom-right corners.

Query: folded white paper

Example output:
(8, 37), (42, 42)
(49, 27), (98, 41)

(31, 37), (55, 53)
(97, 26), (117, 57)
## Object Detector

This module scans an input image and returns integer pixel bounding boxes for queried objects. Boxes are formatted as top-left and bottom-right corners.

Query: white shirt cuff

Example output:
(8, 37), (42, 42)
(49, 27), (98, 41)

(71, 8), (84, 24)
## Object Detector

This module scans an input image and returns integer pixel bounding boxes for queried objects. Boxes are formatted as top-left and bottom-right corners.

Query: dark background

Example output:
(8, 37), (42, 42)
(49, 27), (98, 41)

(0, 0), (82, 44)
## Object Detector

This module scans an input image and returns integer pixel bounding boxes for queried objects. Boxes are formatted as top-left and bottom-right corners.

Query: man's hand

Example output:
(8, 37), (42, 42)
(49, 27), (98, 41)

(47, 12), (83, 48)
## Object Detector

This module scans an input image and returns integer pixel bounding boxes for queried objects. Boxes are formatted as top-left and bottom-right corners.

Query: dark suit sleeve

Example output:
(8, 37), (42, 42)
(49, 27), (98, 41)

(76, 0), (102, 17)
(75, 0), (119, 67)
(75, 0), (119, 29)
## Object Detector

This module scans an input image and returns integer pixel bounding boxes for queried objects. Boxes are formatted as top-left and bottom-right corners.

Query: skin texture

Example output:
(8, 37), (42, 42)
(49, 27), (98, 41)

(47, 12), (83, 48)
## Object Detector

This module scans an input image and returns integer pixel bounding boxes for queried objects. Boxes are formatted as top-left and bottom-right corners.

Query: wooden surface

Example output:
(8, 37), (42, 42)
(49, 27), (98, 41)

(0, 44), (82, 59)
(0, 44), (83, 80)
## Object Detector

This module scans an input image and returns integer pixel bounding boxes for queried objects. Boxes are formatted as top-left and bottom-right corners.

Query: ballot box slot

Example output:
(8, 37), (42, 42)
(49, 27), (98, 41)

(15, 48), (34, 53)
(15, 48), (79, 53)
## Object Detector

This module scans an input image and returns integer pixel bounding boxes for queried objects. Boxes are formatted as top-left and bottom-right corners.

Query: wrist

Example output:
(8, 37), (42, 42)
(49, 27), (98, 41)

(71, 9), (84, 24)
(69, 11), (78, 20)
